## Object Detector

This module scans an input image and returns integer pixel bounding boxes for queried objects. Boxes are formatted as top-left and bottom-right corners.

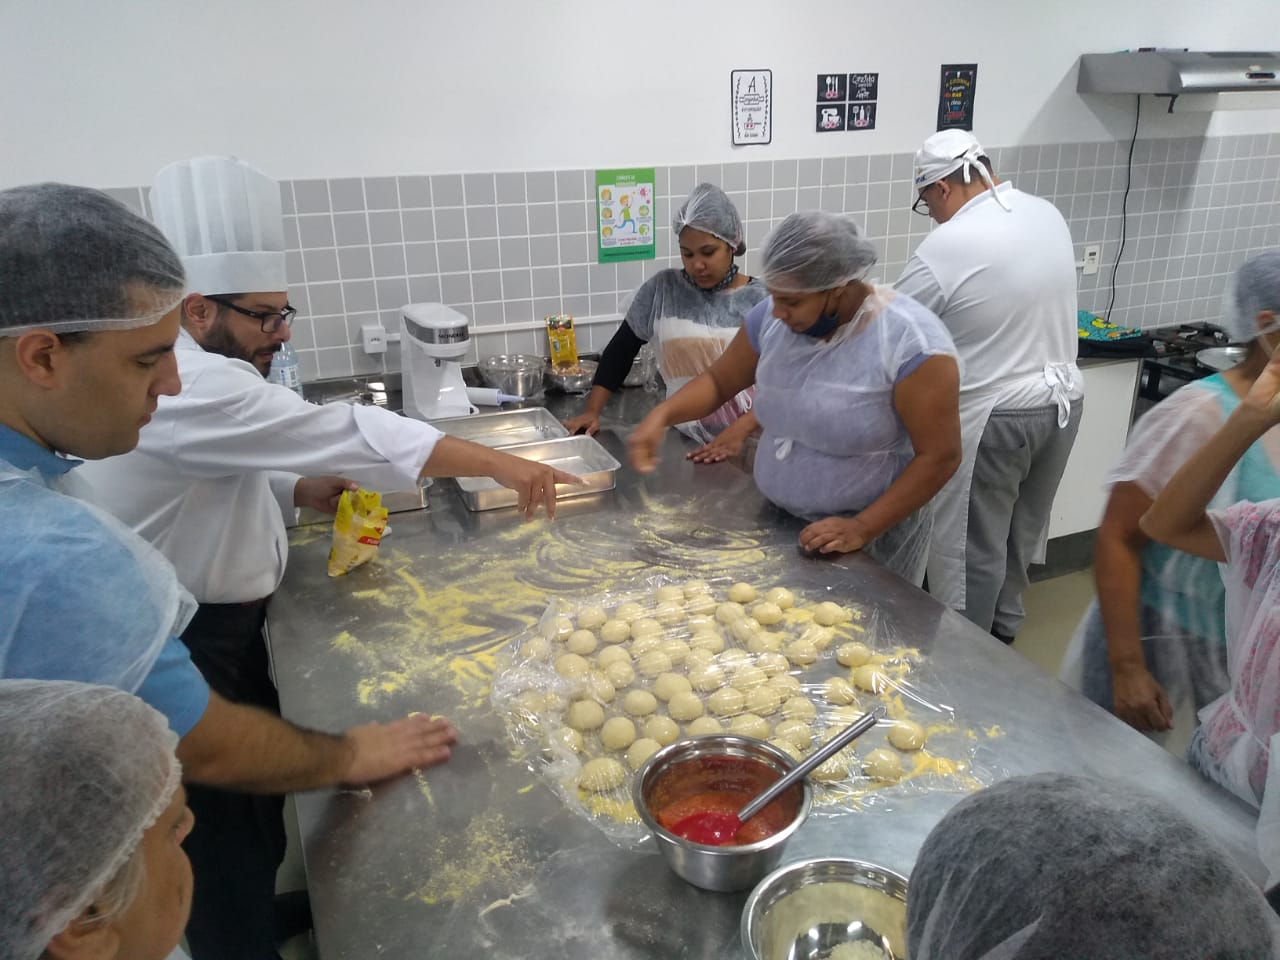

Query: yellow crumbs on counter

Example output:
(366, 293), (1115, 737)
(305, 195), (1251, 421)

(407, 811), (532, 907)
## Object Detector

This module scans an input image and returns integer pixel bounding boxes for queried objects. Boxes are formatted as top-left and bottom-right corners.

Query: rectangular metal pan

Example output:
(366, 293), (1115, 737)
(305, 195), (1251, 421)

(430, 408), (569, 448)
(454, 434), (620, 511)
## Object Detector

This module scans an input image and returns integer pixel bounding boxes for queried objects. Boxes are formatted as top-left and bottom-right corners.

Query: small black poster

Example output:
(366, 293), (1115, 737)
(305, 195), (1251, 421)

(847, 101), (876, 130)
(816, 103), (847, 132)
(814, 71), (878, 132)
(848, 72), (879, 102)
(937, 63), (977, 131)
(816, 73), (847, 103)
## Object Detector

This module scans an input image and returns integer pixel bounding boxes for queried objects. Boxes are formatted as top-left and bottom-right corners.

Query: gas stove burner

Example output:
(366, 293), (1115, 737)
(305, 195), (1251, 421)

(1150, 322), (1230, 357)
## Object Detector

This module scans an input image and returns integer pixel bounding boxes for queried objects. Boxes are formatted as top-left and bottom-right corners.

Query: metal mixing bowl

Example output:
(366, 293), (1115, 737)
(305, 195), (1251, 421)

(741, 858), (909, 960)
(622, 345), (657, 388)
(547, 359), (597, 394)
(478, 354), (547, 398)
(633, 736), (811, 892)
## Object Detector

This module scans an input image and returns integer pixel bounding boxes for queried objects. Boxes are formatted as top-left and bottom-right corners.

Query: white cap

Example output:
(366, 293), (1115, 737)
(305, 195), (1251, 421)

(913, 130), (1010, 212)
(150, 156), (287, 295)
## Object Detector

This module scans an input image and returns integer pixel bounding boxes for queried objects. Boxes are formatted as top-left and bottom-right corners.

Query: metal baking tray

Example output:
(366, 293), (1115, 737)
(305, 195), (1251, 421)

(430, 408), (569, 448)
(455, 435), (620, 511)
(382, 478), (432, 514)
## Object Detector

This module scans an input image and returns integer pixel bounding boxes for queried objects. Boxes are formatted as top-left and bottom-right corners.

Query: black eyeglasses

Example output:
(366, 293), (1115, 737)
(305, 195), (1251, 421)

(912, 185), (936, 216)
(207, 295), (297, 333)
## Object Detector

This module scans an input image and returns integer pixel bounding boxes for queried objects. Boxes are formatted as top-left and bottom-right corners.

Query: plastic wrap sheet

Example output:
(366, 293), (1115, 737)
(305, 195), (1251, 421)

(492, 575), (997, 847)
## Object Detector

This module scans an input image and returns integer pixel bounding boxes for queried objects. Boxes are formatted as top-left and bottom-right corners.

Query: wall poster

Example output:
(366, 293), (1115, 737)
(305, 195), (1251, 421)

(937, 63), (978, 131)
(595, 168), (656, 263)
(731, 69), (772, 145)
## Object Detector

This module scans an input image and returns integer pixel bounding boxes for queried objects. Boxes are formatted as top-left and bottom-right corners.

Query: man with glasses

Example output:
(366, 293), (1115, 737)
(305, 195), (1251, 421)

(78, 156), (574, 960)
(896, 130), (1083, 646)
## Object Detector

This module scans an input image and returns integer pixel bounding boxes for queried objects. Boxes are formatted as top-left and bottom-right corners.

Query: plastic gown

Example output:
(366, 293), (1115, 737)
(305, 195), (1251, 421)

(746, 286), (956, 583)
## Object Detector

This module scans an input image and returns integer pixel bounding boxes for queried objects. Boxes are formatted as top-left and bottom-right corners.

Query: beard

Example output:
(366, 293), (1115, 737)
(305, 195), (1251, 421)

(202, 315), (279, 376)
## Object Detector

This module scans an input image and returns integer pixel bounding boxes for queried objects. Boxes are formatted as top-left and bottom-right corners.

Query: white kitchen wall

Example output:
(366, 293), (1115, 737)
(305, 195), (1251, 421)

(3, 0), (1280, 187)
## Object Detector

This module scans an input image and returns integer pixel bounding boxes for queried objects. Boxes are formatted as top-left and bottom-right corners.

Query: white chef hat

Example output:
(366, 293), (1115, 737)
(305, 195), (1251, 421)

(913, 130), (1011, 212)
(150, 156), (287, 295)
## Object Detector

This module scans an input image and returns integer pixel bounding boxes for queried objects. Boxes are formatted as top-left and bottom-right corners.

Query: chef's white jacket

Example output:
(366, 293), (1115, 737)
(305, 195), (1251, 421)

(78, 330), (442, 603)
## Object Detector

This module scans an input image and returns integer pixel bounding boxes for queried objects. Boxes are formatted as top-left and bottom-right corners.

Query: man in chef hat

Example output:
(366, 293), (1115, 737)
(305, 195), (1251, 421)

(896, 130), (1084, 645)
(77, 157), (575, 959)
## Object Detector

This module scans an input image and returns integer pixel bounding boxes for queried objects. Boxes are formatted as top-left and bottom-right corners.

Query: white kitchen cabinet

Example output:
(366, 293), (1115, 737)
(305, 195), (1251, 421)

(1047, 359), (1140, 539)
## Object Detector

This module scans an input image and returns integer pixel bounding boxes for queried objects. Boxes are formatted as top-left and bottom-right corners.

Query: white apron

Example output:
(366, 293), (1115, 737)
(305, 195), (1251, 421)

(927, 362), (1078, 609)
(654, 315), (755, 445)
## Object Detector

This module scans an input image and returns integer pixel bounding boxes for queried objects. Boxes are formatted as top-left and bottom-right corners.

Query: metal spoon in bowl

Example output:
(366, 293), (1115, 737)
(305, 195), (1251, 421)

(673, 706), (885, 846)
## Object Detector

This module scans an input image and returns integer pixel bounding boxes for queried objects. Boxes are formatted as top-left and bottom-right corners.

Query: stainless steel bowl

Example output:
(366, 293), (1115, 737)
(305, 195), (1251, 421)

(622, 346), (657, 388)
(478, 354), (547, 398)
(633, 735), (811, 892)
(741, 858), (909, 960)
(547, 359), (598, 394)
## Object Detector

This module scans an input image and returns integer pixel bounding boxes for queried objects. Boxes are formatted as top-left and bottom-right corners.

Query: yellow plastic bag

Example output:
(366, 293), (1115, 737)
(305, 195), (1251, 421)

(545, 314), (579, 367)
(327, 489), (389, 577)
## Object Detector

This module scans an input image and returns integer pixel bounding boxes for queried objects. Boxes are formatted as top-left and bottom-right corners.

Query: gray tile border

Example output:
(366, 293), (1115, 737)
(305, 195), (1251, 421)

(499, 237), (531, 268)
(302, 248), (339, 283)
(364, 177), (399, 211)
(337, 246), (373, 281)
(431, 174), (464, 207)
(464, 173), (496, 205)
(402, 209), (435, 242)
(293, 180), (330, 214)
(368, 210), (403, 244)
(333, 212), (370, 246)
(297, 215), (335, 248)
(372, 244), (407, 278)
(330, 178), (365, 213)
(469, 238), (501, 271)
(495, 172), (527, 205)
(398, 176), (432, 208)
(527, 171), (557, 203)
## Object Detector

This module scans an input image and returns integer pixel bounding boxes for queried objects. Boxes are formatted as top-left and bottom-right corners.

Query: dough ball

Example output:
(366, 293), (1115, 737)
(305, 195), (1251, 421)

(755, 651), (790, 677)
(668, 690), (705, 722)
(659, 638), (691, 667)
(631, 617), (663, 640)
(781, 696), (817, 722)
(732, 664), (768, 692)
(615, 601), (645, 622)
(813, 601), (847, 627)
(888, 719), (926, 752)
(731, 619), (763, 645)
(585, 671), (616, 703)
(515, 689), (549, 716)
(566, 629), (598, 655)
(596, 645), (632, 668)
(623, 689), (658, 717)
(555, 652), (591, 679)
(864, 747), (904, 781)
(630, 634), (663, 657)
(626, 737), (662, 770)
(768, 674), (803, 696)
(637, 649), (673, 678)
(751, 601), (784, 626)
(685, 594), (717, 617)
(655, 584), (685, 604)
(685, 648), (717, 671)
(577, 606), (607, 630)
(600, 716), (638, 751)
(852, 664), (890, 693)
(603, 660), (636, 689)
(566, 699), (606, 731)
(785, 639), (818, 667)
(769, 738), (803, 760)
(774, 718), (814, 750)
(812, 752), (852, 782)
(643, 715), (680, 746)
(728, 582), (758, 604)
(823, 676), (859, 706)
(544, 692), (567, 713)
(653, 672), (693, 702)
(836, 641), (873, 668)
(544, 616), (574, 641)
(547, 726), (584, 754)
(580, 756), (626, 793)
(683, 579), (712, 598)
(746, 631), (783, 654)
(689, 664), (727, 692)
(801, 625), (835, 651)
(746, 685), (784, 717)
(689, 630), (725, 654)
(687, 615), (716, 633)
(717, 648), (752, 668)
(687, 716), (724, 736)
(518, 637), (551, 660)
(716, 602), (747, 624)
(729, 713), (771, 739)
(708, 686), (747, 717)
(654, 601), (684, 626)
(764, 587), (796, 610)
(600, 619), (631, 644)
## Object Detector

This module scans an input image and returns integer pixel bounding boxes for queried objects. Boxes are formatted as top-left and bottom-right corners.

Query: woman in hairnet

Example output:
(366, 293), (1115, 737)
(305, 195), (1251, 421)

(1061, 252), (1280, 756)
(1, 679), (194, 960)
(628, 212), (961, 583)
(564, 183), (768, 461)
(907, 773), (1278, 959)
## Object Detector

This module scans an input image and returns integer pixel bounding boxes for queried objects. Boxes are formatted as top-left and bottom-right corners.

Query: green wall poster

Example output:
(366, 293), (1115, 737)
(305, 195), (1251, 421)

(595, 167), (656, 263)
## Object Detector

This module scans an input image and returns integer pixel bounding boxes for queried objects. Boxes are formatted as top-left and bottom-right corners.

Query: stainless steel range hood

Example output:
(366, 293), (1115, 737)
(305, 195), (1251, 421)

(1078, 51), (1280, 94)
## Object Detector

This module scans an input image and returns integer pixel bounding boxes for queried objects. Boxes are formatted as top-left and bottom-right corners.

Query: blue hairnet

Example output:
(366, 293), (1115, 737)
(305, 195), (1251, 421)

(760, 212), (878, 293)
(907, 773), (1277, 960)
(0, 183), (185, 337)
(672, 183), (746, 256)
(1223, 251), (1280, 343)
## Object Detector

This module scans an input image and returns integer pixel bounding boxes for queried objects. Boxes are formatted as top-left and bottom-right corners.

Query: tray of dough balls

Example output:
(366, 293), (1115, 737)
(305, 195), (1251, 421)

(492, 577), (996, 846)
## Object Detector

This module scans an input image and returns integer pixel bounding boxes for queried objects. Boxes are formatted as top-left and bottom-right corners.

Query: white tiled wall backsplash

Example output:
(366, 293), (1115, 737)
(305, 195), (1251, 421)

(104, 134), (1280, 383)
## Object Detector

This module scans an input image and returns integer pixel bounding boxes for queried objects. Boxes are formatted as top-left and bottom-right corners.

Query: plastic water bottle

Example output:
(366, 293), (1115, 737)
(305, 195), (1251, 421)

(267, 342), (304, 397)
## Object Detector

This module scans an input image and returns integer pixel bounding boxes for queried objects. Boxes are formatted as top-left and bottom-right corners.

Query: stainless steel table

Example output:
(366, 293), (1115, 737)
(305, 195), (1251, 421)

(268, 388), (1262, 959)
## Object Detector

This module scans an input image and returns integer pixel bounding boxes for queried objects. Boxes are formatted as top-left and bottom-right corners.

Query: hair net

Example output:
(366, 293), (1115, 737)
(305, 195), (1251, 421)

(1222, 251), (1280, 343)
(0, 183), (185, 337)
(0, 679), (181, 960)
(759, 212), (878, 293)
(906, 773), (1278, 960)
(672, 183), (746, 256)
(913, 130), (1011, 212)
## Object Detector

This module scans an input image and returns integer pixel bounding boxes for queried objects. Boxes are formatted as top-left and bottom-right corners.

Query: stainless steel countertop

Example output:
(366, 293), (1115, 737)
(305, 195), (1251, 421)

(268, 385), (1261, 960)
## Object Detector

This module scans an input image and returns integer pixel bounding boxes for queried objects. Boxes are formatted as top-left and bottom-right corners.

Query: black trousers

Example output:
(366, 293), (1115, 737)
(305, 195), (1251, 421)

(181, 598), (287, 960)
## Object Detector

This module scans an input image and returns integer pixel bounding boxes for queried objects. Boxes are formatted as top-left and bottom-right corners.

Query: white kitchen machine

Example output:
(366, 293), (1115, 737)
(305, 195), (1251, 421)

(400, 303), (524, 420)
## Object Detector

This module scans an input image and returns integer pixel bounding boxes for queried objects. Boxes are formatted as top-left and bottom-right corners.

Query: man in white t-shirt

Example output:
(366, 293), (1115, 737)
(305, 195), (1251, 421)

(896, 130), (1084, 642)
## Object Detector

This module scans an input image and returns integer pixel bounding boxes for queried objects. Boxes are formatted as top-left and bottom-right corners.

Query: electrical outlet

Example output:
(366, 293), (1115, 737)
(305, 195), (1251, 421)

(361, 323), (387, 355)
(1082, 244), (1101, 276)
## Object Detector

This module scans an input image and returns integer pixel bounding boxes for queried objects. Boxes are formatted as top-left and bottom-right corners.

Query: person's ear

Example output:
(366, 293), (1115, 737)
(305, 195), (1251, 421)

(1257, 309), (1277, 335)
(181, 294), (216, 333)
(44, 912), (118, 959)
(9, 331), (69, 388)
